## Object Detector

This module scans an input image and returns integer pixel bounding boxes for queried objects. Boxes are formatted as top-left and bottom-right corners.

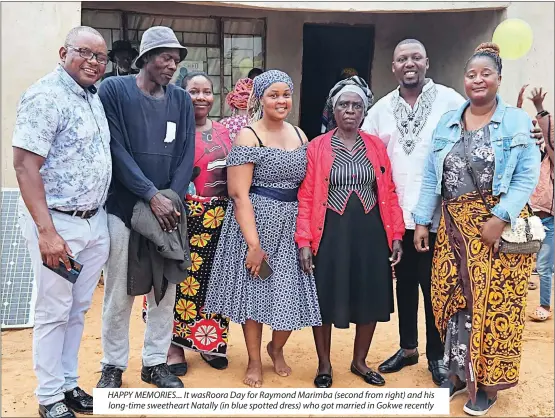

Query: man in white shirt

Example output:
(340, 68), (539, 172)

(361, 39), (465, 386)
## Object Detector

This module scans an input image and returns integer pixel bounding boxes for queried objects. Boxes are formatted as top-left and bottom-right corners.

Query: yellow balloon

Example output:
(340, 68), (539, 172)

(492, 19), (533, 60)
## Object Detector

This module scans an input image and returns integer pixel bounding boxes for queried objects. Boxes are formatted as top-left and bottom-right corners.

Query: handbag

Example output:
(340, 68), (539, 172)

(462, 134), (545, 254)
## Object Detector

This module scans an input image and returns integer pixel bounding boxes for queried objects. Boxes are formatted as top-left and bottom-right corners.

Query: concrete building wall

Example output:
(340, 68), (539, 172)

(83, 1), (504, 119)
(1, 1), (553, 188)
(500, 2), (555, 117)
(194, 1), (510, 13)
(1, 2), (82, 187)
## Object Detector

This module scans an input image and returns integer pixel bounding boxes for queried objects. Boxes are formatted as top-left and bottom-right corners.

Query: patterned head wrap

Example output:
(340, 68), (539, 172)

(321, 76), (374, 133)
(248, 69), (294, 123)
(340, 67), (358, 79)
(252, 69), (294, 98)
(226, 78), (253, 111)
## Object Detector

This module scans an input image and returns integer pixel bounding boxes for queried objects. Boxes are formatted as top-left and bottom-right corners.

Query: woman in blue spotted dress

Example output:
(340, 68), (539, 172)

(205, 70), (322, 388)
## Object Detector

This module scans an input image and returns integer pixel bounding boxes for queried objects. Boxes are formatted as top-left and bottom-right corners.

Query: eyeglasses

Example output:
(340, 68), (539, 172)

(66, 46), (109, 65)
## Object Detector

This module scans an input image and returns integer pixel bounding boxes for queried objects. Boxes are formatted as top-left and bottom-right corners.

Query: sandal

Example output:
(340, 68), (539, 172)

(530, 306), (553, 322)
(168, 362), (188, 376)
(528, 281), (538, 290)
(200, 353), (229, 370)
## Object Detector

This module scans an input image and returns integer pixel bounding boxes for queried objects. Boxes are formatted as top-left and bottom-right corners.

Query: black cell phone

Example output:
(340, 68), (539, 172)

(43, 257), (83, 284)
(257, 258), (274, 281)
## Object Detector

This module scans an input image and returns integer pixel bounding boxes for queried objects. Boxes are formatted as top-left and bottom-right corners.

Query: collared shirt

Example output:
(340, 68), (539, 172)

(12, 65), (112, 211)
(362, 79), (465, 231)
(328, 134), (376, 214)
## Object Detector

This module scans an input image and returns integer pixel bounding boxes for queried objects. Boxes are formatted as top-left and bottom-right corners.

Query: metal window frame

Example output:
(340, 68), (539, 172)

(82, 8), (267, 117)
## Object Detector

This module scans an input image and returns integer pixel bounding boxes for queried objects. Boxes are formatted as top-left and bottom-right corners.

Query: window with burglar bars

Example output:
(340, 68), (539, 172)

(82, 10), (266, 119)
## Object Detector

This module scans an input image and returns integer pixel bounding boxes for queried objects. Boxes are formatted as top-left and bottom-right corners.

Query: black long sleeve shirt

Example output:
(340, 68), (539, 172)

(99, 75), (195, 227)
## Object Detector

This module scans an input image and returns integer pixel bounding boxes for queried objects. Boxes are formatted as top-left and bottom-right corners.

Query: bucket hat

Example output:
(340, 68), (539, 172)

(134, 26), (188, 67)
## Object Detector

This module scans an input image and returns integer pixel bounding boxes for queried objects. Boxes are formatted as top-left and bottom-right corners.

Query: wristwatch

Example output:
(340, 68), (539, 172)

(537, 110), (550, 118)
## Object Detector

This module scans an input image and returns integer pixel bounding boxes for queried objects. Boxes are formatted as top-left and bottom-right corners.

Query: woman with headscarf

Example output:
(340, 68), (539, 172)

(413, 43), (542, 416)
(321, 70), (367, 134)
(142, 71), (232, 374)
(296, 76), (405, 388)
(220, 77), (254, 142)
(205, 70), (322, 388)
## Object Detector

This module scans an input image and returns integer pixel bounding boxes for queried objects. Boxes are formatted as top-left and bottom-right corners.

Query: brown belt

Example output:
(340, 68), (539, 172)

(536, 211), (553, 220)
(51, 208), (99, 219)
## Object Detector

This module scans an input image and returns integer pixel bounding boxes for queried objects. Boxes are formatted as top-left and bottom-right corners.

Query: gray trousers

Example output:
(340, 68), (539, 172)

(19, 203), (109, 405)
(100, 214), (176, 371)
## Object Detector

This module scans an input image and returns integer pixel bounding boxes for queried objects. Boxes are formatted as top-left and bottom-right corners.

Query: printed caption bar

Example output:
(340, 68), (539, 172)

(93, 388), (449, 415)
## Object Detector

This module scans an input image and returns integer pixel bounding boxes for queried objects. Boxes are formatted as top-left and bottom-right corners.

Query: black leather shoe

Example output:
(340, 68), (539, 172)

(64, 387), (93, 415)
(201, 353), (229, 370)
(378, 348), (419, 373)
(96, 365), (123, 388)
(314, 368), (333, 388)
(350, 363), (385, 386)
(428, 359), (449, 386)
(142, 363), (184, 388)
(39, 401), (75, 418)
(168, 362), (188, 376)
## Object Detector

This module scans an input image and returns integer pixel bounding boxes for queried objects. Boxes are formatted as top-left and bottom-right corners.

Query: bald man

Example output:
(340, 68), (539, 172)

(362, 39), (465, 387)
(13, 26), (110, 418)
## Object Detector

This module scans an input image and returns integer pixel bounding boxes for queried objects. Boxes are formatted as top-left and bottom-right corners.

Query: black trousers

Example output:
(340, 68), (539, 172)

(394, 229), (444, 361)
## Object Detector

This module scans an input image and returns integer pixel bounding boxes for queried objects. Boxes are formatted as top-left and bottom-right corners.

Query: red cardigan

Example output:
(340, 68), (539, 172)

(295, 129), (405, 255)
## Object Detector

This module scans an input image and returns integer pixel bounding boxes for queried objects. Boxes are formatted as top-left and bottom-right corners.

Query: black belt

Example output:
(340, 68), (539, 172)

(250, 186), (299, 202)
(51, 208), (99, 219)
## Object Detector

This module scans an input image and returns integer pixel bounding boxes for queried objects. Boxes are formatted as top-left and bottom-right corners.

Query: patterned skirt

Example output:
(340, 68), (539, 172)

(432, 191), (533, 401)
(142, 195), (230, 357)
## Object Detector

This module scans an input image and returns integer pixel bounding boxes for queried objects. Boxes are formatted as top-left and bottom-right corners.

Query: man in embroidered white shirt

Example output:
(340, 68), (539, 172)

(362, 39), (465, 386)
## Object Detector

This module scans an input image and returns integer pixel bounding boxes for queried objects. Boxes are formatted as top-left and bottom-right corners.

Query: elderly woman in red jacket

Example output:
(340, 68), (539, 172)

(296, 76), (405, 388)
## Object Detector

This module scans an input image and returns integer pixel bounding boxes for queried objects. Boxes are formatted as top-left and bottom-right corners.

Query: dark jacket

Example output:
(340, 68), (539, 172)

(127, 189), (191, 304)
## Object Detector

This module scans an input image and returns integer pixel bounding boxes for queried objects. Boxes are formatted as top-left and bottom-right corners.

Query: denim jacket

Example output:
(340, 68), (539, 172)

(412, 95), (541, 230)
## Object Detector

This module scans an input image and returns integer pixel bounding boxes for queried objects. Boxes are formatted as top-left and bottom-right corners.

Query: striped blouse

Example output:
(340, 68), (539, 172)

(327, 134), (377, 214)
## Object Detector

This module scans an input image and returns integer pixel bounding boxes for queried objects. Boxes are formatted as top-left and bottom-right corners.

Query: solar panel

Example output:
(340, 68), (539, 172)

(1, 188), (36, 329)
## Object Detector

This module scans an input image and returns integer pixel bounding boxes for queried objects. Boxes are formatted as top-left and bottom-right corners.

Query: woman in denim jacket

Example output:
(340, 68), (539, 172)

(412, 43), (542, 417)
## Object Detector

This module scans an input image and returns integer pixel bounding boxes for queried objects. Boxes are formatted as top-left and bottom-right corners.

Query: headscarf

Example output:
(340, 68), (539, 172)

(226, 78), (253, 112)
(321, 76), (374, 133)
(340, 67), (358, 79)
(248, 69), (294, 123)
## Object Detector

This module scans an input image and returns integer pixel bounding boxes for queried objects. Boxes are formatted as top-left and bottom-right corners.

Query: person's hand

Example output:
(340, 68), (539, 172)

(150, 193), (180, 232)
(516, 84), (529, 108)
(39, 228), (73, 270)
(531, 120), (545, 147)
(529, 87), (547, 113)
(414, 225), (430, 252)
(299, 247), (313, 273)
(245, 244), (266, 277)
(481, 216), (507, 251)
(389, 240), (403, 266)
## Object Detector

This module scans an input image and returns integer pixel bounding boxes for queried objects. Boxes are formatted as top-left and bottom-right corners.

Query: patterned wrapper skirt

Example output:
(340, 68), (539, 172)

(143, 195), (230, 357)
(432, 191), (534, 402)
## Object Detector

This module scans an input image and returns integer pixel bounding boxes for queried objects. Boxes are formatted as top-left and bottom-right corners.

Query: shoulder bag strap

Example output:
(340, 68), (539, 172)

(462, 131), (493, 212)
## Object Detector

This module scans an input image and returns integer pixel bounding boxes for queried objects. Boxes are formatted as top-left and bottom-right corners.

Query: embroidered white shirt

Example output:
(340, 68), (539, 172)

(362, 79), (465, 231)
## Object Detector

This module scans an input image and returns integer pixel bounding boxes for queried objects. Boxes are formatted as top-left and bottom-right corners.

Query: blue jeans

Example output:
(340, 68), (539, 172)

(538, 216), (555, 307)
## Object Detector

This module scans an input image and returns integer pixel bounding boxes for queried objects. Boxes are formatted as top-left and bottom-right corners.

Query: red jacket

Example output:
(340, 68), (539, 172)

(295, 129), (405, 255)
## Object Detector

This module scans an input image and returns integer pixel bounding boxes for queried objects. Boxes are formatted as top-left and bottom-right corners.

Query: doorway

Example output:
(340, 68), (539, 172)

(299, 24), (375, 140)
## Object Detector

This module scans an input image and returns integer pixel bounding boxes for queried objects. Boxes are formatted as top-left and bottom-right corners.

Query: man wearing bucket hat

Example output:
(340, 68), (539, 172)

(102, 40), (139, 79)
(97, 26), (195, 389)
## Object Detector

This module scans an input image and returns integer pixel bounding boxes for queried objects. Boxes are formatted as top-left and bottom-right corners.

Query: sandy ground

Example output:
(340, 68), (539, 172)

(2, 277), (553, 418)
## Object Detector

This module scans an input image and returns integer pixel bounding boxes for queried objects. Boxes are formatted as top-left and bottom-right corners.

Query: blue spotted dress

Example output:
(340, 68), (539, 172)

(204, 143), (322, 331)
